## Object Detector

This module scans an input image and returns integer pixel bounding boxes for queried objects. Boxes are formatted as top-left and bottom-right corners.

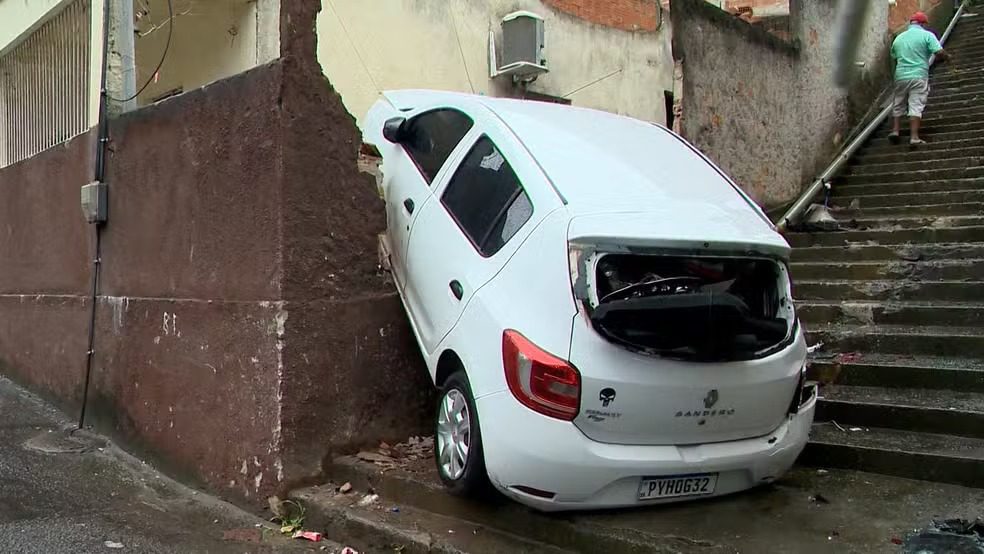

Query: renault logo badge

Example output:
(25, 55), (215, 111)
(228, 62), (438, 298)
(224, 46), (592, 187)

(704, 389), (719, 409)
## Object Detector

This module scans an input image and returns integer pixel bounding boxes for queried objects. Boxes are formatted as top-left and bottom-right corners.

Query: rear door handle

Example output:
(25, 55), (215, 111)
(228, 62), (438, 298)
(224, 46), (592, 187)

(403, 198), (415, 214)
(449, 280), (464, 300)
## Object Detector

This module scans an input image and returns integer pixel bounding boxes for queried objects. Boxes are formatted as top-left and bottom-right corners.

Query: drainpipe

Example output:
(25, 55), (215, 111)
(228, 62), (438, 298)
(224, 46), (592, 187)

(78, 0), (113, 430)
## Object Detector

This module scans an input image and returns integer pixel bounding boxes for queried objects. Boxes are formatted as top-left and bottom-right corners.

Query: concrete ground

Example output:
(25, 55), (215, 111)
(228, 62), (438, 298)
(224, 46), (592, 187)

(0, 377), (333, 554)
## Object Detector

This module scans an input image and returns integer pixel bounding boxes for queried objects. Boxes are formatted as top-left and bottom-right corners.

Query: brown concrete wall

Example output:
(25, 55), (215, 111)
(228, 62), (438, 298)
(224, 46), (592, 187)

(672, 0), (890, 209)
(276, 0), (433, 483)
(0, 135), (93, 412)
(0, 0), (432, 507)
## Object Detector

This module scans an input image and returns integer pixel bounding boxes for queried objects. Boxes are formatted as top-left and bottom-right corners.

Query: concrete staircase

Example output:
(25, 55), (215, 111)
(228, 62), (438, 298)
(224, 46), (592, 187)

(789, 11), (984, 488)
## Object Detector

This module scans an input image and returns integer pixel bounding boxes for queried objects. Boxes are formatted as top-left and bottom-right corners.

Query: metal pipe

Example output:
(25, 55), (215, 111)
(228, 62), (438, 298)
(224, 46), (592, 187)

(778, 0), (968, 231)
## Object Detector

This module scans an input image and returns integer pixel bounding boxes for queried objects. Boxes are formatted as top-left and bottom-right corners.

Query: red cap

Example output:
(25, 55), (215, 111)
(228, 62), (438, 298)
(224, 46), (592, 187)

(910, 11), (929, 24)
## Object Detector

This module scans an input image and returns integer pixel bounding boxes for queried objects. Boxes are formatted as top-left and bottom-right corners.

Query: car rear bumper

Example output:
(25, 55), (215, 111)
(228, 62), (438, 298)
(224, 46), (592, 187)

(477, 388), (816, 512)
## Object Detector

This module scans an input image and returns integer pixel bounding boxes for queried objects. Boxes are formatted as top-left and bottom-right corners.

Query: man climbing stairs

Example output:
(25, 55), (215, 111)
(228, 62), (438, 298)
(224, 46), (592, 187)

(787, 9), (984, 488)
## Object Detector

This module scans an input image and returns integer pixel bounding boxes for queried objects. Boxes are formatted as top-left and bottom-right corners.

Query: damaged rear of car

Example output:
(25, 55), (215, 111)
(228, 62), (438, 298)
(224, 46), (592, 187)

(567, 217), (811, 447)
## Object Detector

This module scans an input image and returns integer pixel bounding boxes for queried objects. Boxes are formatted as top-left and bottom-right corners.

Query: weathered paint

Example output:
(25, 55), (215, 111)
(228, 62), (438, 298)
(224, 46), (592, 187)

(317, 0), (674, 127)
(672, 0), (889, 208)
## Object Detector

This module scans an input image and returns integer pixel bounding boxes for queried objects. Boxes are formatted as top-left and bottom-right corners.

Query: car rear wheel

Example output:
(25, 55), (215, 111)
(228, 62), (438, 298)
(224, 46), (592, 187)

(434, 371), (488, 496)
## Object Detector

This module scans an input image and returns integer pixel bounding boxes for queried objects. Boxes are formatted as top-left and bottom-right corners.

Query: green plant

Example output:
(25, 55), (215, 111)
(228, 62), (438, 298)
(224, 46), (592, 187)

(269, 499), (306, 535)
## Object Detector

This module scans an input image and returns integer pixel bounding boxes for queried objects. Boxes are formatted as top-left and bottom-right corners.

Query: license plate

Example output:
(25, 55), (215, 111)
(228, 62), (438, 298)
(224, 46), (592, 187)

(638, 473), (718, 500)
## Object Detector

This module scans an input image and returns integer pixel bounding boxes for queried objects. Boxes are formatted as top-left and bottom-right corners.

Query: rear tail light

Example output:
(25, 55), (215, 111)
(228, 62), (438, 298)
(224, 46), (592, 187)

(502, 330), (581, 421)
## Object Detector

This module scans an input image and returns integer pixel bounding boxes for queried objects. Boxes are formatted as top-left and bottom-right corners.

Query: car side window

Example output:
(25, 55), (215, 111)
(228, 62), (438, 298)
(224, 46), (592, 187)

(401, 109), (474, 184)
(441, 136), (534, 257)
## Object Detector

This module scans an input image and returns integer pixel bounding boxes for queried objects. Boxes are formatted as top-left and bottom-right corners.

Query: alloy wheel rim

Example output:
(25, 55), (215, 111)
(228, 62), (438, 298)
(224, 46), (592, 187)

(436, 389), (470, 480)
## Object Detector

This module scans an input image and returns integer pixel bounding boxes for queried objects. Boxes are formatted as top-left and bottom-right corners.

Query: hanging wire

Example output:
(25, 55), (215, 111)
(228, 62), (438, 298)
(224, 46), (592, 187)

(108, 0), (173, 102)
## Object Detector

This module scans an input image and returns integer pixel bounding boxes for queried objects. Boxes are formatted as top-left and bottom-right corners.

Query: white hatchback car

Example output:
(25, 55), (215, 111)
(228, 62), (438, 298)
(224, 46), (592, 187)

(363, 90), (817, 512)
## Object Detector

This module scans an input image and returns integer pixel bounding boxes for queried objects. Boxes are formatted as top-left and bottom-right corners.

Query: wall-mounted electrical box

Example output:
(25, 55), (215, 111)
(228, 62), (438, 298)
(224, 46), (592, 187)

(81, 181), (108, 224)
(490, 11), (548, 83)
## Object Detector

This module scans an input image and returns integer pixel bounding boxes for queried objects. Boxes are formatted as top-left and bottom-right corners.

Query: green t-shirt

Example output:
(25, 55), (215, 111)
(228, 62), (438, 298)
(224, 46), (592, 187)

(891, 24), (943, 81)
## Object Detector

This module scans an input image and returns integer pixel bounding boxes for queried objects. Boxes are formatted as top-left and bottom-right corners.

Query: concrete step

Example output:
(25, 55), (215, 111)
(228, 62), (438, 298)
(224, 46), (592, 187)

(786, 224), (984, 248)
(791, 258), (984, 281)
(306, 455), (984, 553)
(791, 242), (984, 263)
(840, 165), (984, 186)
(926, 87), (984, 104)
(832, 215), (984, 230)
(815, 384), (984, 438)
(864, 128), (984, 148)
(806, 324), (984, 358)
(292, 484), (574, 554)
(927, 81), (984, 97)
(801, 423), (984, 488)
(932, 70), (984, 88)
(855, 145), (984, 166)
(830, 201), (984, 219)
(794, 279), (984, 302)
(860, 135), (984, 156)
(877, 119), (984, 136)
(845, 157), (983, 176)
(310, 456), (702, 554)
(808, 353), (984, 392)
(798, 299), (984, 327)
(921, 103), (984, 121)
(828, 190), (984, 210)
(833, 178), (984, 197)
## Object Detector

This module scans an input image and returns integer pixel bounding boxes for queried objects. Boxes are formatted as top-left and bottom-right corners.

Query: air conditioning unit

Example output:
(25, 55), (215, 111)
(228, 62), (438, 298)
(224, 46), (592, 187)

(489, 11), (548, 83)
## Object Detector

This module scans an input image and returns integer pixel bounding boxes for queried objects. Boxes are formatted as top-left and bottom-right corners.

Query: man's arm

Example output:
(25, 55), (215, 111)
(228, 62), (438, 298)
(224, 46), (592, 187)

(929, 35), (947, 62)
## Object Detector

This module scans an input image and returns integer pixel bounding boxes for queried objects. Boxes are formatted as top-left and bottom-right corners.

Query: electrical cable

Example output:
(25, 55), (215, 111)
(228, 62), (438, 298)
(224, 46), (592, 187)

(109, 0), (173, 103)
(78, 0), (114, 430)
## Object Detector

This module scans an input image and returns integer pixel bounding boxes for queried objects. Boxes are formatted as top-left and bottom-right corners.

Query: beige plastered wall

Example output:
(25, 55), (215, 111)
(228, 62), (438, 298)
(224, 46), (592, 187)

(131, 0), (280, 107)
(317, 0), (675, 127)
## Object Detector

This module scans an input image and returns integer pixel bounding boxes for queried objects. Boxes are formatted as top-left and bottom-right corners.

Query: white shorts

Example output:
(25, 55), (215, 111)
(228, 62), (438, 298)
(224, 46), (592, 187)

(892, 79), (930, 118)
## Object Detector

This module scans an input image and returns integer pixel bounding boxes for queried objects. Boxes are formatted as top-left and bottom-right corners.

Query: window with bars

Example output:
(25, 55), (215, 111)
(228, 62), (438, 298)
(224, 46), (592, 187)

(0, 0), (91, 168)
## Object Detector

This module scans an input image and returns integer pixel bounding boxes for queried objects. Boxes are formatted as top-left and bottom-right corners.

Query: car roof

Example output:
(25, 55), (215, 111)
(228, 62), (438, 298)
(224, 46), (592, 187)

(382, 90), (773, 231)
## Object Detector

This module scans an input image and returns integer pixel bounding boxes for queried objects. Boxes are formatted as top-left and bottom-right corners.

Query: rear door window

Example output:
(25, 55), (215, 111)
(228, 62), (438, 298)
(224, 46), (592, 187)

(441, 136), (533, 257)
(401, 109), (474, 184)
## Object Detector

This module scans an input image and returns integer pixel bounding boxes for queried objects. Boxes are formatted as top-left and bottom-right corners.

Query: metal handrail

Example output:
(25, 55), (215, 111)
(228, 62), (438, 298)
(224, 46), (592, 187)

(777, 0), (969, 231)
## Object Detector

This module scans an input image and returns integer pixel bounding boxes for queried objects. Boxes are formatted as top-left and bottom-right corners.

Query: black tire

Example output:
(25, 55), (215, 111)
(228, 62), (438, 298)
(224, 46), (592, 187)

(434, 370), (489, 497)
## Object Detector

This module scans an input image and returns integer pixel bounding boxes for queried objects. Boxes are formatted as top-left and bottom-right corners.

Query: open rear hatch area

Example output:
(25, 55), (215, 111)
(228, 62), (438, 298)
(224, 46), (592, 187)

(566, 218), (808, 446)
(591, 254), (793, 362)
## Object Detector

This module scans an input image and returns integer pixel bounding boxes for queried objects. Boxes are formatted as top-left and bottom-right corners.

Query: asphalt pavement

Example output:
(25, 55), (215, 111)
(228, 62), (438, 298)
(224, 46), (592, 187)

(0, 377), (327, 553)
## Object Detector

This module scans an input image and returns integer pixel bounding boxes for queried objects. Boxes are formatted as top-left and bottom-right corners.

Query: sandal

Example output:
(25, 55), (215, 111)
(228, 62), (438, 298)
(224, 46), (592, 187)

(910, 138), (926, 145)
(888, 132), (900, 144)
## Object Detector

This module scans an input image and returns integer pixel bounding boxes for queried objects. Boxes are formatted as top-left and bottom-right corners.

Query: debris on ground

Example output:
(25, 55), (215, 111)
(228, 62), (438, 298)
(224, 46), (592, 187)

(340, 547), (360, 554)
(836, 352), (862, 364)
(807, 342), (825, 354)
(222, 528), (264, 543)
(357, 436), (435, 472)
(902, 518), (984, 553)
(831, 421), (847, 432)
(104, 541), (125, 549)
(817, 469), (829, 475)
(338, 482), (353, 494)
(357, 494), (379, 507)
(794, 203), (841, 232)
(291, 530), (323, 542)
(810, 493), (831, 505)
